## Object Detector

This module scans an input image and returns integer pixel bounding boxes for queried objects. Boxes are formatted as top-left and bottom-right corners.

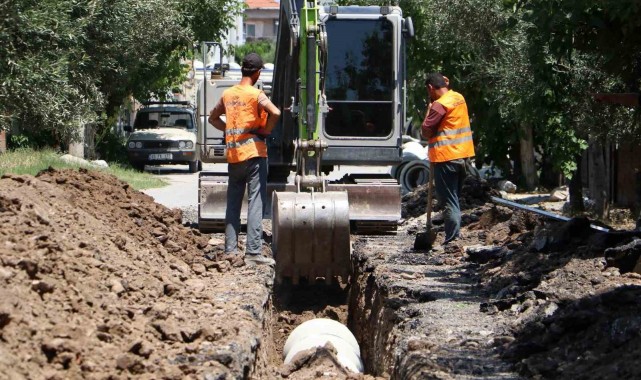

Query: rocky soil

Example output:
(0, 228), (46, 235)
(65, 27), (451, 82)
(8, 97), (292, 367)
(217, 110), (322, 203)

(2, 168), (641, 379)
(390, 176), (641, 379)
(0, 168), (272, 379)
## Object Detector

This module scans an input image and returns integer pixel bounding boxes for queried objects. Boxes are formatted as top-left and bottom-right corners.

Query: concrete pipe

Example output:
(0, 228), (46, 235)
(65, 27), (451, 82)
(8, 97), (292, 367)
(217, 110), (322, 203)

(283, 318), (363, 373)
(399, 160), (430, 195)
(391, 161), (407, 181)
(402, 140), (428, 162)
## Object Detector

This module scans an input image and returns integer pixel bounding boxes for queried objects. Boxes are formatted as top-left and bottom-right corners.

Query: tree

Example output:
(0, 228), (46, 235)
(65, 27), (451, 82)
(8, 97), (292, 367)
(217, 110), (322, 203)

(520, 0), (640, 216)
(340, 0), (634, 193)
(0, 0), (242, 150)
(0, 0), (101, 145)
(232, 40), (277, 65)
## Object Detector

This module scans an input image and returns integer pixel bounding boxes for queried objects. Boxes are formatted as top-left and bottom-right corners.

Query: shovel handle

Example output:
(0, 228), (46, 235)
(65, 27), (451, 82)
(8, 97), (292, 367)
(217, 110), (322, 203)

(426, 162), (435, 229)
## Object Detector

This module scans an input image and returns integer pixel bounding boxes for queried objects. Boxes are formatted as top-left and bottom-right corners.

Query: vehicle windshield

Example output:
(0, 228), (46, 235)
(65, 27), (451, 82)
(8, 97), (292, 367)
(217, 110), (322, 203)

(134, 111), (194, 130)
(324, 19), (394, 138)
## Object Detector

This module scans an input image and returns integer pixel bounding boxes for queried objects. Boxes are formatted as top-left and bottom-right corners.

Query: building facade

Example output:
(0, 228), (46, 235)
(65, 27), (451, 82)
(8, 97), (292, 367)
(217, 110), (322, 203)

(244, 0), (280, 41)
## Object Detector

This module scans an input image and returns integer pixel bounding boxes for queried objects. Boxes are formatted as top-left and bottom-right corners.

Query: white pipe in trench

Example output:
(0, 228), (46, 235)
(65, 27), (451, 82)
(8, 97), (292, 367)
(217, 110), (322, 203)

(283, 318), (364, 373)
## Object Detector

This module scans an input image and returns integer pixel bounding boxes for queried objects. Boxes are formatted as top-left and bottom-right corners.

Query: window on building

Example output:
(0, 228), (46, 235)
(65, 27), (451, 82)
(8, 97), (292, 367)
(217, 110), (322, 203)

(244, 23), (256, 40)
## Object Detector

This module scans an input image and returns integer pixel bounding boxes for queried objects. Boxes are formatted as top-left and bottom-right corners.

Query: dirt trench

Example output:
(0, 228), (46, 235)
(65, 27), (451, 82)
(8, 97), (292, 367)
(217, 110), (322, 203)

(4, 169), (641, 379)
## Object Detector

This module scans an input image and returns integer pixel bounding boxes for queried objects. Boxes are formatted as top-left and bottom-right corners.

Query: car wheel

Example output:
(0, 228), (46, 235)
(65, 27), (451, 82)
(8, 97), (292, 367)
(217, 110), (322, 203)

(197, 160), (203, 172)
(132, 163), (146, 172)
(188, 160), (199, 173)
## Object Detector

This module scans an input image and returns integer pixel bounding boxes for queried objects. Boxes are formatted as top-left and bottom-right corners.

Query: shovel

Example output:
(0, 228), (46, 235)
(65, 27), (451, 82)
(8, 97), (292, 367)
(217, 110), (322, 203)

(414, 162), (437, 250)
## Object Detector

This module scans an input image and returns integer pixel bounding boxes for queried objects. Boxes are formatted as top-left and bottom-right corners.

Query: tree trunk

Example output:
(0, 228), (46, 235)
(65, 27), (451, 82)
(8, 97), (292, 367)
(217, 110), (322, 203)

(509, 143), (521, 182)
(539, 153), (561, 189)
(632, 171), (641, 230)
(588, 141), (610, 219)
(84, 123), (97, 160)
(519, 123), (538, 191)
(569, 153), (584, 214)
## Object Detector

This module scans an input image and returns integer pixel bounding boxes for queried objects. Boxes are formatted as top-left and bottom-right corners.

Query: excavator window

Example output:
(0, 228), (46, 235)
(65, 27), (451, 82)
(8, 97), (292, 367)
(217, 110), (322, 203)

(324, 19), (394, 138)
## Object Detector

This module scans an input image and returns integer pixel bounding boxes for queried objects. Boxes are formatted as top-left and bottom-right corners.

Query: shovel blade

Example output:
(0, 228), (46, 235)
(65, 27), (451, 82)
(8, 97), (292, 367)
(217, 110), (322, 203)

(414, 229), (437, 251)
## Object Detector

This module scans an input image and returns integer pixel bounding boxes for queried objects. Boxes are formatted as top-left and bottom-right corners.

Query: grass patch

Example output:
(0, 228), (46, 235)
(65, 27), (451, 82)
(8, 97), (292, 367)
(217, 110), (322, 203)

(0, 148), (167, 190)
(108, 164), (168, 190)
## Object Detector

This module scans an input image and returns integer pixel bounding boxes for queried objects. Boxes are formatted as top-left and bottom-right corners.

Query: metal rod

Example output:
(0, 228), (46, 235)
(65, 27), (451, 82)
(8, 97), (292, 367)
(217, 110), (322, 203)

(200, 41), (223, 159)
(306, 33), (316, 140)
(202, 43), (208, 154)
(490, 196), (610, 233)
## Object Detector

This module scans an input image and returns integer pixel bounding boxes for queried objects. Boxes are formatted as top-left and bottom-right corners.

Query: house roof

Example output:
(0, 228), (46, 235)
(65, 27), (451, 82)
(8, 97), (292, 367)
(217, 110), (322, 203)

(246, 0), (279, 9)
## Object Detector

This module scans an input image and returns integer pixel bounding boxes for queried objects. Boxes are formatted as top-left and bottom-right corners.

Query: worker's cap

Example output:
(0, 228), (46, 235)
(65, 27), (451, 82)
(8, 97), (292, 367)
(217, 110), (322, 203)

(241, 53), (265, 72)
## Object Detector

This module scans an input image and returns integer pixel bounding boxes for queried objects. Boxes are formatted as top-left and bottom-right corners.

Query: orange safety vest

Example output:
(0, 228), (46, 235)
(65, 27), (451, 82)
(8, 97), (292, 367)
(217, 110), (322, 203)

(428, 90), (475, 163)
(222, 85), (268, 163)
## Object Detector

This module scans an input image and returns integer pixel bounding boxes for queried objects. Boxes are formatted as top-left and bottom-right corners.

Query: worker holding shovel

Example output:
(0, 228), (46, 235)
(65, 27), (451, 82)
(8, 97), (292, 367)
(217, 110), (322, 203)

(416, 73), (475, 250)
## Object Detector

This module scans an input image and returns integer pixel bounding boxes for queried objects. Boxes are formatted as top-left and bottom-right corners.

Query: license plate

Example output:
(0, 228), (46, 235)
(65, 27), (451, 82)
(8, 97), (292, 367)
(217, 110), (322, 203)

(149, 153), (172, 160)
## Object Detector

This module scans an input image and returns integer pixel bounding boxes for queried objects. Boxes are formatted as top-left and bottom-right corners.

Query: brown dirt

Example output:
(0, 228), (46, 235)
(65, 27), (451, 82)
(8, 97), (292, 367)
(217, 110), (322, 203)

(0, 168), (272, 379)
(387, 177), (641, 379)
(4, 166), (641, 379)
(255, 282), (384, 379)
(477, 216), (641, 379)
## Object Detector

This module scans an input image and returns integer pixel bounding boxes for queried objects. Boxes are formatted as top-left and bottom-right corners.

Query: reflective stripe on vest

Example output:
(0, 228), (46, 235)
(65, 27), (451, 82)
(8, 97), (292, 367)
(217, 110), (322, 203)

(428, 91), (475, 163)
(433, 125), (472, 138)
(222, 85), (268, 163)
(226, 128), (251, 136)
(429, 134), (474, 149)
(227, 136), (264, 149)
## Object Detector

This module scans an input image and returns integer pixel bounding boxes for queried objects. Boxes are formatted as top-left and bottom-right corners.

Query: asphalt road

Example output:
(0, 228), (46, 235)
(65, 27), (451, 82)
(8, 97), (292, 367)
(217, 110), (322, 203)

(142, 163), (226, 209)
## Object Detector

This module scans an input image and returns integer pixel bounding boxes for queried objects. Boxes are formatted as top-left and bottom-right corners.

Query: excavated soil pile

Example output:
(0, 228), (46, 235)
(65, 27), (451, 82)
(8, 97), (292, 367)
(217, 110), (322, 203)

(0, 168), (272, 379)
(472, 210), (641, 378)
(401, 175), (499, 219)
(383, 175), (641, 378)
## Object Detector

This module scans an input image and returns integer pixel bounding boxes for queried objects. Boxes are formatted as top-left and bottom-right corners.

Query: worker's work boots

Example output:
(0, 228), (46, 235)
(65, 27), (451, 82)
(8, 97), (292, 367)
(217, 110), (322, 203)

(244, 254), (275, 267)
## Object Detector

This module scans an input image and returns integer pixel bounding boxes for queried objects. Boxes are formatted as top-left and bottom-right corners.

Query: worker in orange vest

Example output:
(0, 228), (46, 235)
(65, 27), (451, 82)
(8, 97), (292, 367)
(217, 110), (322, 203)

(421, 73), (475, 245)
(208, 53), (281, 266)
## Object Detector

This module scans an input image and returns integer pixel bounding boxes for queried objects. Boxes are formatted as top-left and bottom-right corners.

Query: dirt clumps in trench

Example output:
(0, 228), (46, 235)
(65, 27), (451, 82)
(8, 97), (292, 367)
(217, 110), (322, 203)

(380, 175), (641, 379)
(0, 168), (272, 379)
(5, 166), (641, 379)
(255, 283), (384, 380)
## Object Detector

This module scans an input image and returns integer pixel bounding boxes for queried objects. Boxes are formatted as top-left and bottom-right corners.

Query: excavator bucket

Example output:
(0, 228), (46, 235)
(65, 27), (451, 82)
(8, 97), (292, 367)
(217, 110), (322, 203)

(272, 191), (351, 284)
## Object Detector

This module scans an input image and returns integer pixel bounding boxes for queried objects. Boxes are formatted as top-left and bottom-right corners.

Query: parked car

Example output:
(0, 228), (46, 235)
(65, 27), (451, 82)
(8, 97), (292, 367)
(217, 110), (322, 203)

(124, 101), (201, 173)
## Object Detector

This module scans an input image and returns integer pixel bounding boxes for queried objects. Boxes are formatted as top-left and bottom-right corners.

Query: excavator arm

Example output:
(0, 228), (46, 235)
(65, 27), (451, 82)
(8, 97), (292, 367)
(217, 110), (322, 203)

(271, 0), (351, 284)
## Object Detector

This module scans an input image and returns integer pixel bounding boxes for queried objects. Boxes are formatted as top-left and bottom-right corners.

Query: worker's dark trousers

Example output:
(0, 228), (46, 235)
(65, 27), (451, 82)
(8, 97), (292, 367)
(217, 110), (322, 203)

(434, 160), (466, 244)
(225, 157), (267, 255)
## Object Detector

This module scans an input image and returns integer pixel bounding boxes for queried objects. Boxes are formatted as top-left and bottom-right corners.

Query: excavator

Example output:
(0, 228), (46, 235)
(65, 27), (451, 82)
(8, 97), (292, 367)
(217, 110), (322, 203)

(197, 1), (414, 284)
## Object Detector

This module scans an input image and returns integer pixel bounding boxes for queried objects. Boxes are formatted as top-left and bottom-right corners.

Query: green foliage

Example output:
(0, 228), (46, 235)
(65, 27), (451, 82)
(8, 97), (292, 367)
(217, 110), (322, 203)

(340, 0), (639, 179)
(0, 0), (100, 143)
(180, 0), (244, 43)
(232, 40), (276, 64)
(0, 0), (241, 148)
(519, 0), (641, 88)
(9, 135), (32, 150)
(95, 128), (128, 165)
(8, 130), (59, 150)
